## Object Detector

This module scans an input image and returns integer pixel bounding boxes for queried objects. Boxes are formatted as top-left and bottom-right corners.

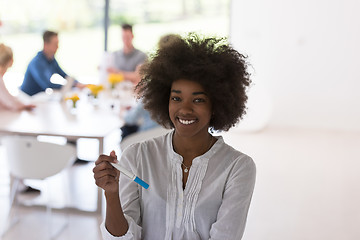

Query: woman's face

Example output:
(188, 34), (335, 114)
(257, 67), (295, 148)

(0, 58), (13, 73)
(169, 79), (212, 138)
(7, 58), (13, 69)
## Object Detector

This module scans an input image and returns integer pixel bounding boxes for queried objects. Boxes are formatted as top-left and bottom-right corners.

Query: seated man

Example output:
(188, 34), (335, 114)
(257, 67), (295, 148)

(107, 23), (147, 85)
(20, 30), (84, 96)
(120, 34), (180, 140)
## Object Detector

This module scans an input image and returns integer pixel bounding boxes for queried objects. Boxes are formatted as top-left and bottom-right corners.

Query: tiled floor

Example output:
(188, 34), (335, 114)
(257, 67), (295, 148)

(1, 126), (360, 240)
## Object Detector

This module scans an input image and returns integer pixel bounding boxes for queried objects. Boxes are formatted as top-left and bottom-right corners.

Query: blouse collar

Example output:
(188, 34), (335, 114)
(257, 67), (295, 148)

(166, 130), (223, 163)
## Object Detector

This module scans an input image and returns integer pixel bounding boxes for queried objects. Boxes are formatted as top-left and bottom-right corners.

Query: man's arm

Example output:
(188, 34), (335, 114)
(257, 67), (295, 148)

(108, 50), (147, 84)
(28, 60), (62, 90)
(54, 60), (87, 89)
(53, 59), (68, 79)
(107, 67), (141, 85)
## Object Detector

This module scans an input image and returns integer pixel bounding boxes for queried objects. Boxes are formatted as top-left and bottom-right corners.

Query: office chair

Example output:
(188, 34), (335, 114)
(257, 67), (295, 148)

(1, 135), (77, 239)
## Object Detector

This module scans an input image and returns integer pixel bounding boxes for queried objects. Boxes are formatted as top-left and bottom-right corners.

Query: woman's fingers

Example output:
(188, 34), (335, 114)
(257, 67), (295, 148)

(110, 150), (117, 159)
(93, 162), (116, 177)
(94, 172), (117, 187)
(95, 153), (116, 166)
(93, 151), (120, 192)
(93, 166), (119, 192)
(95, 152), (117, 165)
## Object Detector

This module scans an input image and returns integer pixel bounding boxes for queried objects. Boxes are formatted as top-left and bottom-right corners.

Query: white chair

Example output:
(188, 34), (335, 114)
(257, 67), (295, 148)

(1, 135), (77, 239)
(120, 127), (171, 151)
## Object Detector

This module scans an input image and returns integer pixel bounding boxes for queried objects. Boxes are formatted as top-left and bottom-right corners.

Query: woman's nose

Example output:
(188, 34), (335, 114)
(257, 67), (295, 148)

(178, 101), (193, 114)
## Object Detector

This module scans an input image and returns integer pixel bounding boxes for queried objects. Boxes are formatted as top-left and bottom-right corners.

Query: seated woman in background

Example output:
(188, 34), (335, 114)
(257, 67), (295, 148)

(120, 100), (159, 140)
(0, 43), (35, 111)
(93, 33), (256, 239)
(120, 34), (180, 140)
(119, 63), (160, 140)
(0, 43), (38, 193)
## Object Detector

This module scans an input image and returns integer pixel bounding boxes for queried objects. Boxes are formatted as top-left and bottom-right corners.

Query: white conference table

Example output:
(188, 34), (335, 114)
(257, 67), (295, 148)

(0, 97), (123, 213)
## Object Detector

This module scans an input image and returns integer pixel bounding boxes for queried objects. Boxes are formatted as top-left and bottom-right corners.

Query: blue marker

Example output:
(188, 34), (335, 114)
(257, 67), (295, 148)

(111, 162), (149, 189)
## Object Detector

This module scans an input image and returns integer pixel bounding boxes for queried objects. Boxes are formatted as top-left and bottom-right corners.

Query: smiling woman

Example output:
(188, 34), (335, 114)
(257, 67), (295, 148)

(93, 33), (256, 240)
(138, 33), (251, 131)
(169, 79), (212, 139)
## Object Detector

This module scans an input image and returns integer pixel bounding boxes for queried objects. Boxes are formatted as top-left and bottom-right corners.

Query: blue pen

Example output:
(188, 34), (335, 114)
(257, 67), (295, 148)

(111, 162), (149, 189)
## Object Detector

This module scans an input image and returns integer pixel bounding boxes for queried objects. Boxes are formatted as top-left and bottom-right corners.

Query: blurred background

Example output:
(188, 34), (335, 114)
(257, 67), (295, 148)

(0, 0), (230, 89)
(1, 0), (359, 239)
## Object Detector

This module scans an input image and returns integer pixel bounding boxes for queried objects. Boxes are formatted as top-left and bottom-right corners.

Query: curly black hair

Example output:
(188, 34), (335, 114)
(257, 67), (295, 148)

(136, 33), (251, 132)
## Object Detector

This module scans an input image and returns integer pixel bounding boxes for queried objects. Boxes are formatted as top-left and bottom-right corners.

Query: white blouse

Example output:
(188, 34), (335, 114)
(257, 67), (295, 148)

(101, 131), (256, 240)
(0, 77), (25, 111)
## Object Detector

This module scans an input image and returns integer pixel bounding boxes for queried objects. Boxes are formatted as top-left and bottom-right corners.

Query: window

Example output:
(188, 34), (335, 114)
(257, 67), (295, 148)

(0, 0), (230, 88)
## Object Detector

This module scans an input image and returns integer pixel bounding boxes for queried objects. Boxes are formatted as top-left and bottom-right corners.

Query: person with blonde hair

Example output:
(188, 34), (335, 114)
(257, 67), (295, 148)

(0, 43), (35, 111)
(0, 43), (38, 193)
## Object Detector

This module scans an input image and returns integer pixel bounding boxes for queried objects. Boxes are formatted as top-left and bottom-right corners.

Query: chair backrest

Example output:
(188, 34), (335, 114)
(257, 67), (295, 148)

(2, 136), (77, 180)
(120, 127), (172, 151)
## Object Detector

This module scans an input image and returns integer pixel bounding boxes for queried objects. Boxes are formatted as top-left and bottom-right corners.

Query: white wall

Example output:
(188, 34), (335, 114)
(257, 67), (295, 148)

(230, 0), (360, 131)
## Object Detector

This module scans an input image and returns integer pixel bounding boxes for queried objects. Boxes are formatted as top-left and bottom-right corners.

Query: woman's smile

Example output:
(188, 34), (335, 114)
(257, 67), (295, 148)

(169, 79), (212, 138)
(177, 117), (197, 125)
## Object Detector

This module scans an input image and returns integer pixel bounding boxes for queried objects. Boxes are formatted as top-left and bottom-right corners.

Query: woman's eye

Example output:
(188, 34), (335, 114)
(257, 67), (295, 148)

(171, 96), (181, 101)
(194, 98), (205, 103)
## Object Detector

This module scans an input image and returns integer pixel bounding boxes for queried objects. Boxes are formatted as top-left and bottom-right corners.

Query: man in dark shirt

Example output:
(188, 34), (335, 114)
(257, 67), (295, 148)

(21, 30), (88, 166)
(20, 30), (84, 96)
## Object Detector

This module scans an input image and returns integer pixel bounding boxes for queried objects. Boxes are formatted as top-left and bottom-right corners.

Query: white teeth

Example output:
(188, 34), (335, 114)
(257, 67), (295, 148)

(179, 119), (196, 125)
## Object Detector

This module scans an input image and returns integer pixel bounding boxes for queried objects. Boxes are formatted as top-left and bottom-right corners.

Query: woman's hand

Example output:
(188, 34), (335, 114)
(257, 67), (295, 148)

(93, 150), (120, 194)
(94, 151), (130, 237)
(22, 104), (36, 111)
(107, 67), (119, 74)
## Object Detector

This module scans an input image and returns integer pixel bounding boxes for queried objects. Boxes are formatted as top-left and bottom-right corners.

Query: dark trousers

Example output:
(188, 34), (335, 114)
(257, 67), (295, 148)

(121, 124), (139, 140)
